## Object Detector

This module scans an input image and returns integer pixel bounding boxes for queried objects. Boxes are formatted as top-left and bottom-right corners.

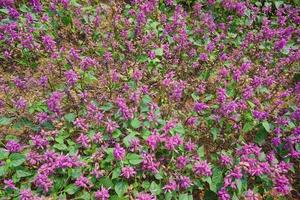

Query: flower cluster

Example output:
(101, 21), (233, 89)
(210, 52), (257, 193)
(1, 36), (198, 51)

(0, 0), (299, 199)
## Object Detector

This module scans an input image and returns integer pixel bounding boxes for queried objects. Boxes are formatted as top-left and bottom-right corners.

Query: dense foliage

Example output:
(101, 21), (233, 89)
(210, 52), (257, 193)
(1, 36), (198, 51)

(0, 0), (299, 199)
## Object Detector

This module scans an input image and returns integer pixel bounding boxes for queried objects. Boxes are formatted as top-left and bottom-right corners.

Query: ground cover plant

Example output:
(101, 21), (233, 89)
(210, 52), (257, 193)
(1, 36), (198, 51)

(0, 0), (299, 199)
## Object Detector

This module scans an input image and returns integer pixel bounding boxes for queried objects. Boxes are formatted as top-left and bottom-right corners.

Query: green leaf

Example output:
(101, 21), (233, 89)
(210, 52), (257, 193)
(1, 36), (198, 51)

(78, 191), (91, 200)
(16, 169), (32, 178)
(112, 129), (122, 139)
(0, 148), (9, 160)
(243, 122), (254, 133)
(0, 117), (13, 126)
(115, 181), (128, 197)
(123, 133), (137, 148)
(197, 146), (205, 158)
(262, 121), (271, 132)
(64, 184), (80, 195)
(62, 14), (72, 25)
(112, 167), (121, 180)
(53, 143), (68, 151)
(210, 167), (223, 192)
(98, 177), (114, 188)
(127, 153), (142, 165)
(150, 181), (161, 195)
(0, 8), (8, 14)
(9, 153), (26, 167)
(255, 127), (268, 145)
(211, 128), (219, 141)
(64, 113), (76, 122)
(101, 103), (113, 111)
(0, 166), (7, 177)
(130, 118), (140, 129)
(178, 193), (193, 200)
(154, 48), (163, 56)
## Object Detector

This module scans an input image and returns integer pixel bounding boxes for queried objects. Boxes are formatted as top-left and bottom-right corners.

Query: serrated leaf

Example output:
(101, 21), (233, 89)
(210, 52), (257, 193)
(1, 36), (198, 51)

(0, 117), (13, 126)
(64, 113), (76, 122)
(154, 48), (163, 56)
(99, 177), (114, 188)
(9, 153), (26, 167)
(112, 167), (121, 180)
(0, 148), (9, 160)
(130, 118), (140, 129)
(64, 184), (80, 195)
(16, 169), (32, 178)
(262, 121), (271, 132)
(150, 181), (161, 195)
(0, 166), (7, 177)
(178, 193), (193, 200)
(115, 181), (128, 197)
(243, 122), (254, 133)
(112, 129), (122, 138)
(255, 127), (268, 145)
(127, 153), (142, 165)
(198, 146), (205, 158)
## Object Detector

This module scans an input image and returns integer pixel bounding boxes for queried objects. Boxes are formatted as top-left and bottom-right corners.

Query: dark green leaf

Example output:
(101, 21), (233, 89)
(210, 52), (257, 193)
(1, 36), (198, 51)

(130, 118), (140, 129)
(0, 117), (13, 126)
(127, 153), (142, 165)
(64, 184), (80, 195)
(0, 148), (9, 160)
(9, 153), (26, 167)
(115, 181), (128, 197)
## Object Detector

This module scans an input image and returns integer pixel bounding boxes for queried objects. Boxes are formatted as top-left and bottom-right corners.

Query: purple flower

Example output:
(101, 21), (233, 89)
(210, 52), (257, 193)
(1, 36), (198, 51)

(164, 134), (182, 151)
(30, 0), (43, 12)
(245, 189), (259, 200)
(47, 91), (63, 114)
(92, 163), (104, 178)
(74, 117), (89, 131)
(274, 38), (287, 51)
(95, 187), (110, 200)
(194, 102), (209, 112)
(39, 75), (48, 88)
(27, 151), (43, 166)
(113, 144), (126, 160)
(184, 139), (196, 151)
(42, 35), (56, 52)
(163, 179), (177, 192)
(142, 153), (160, 174)
(14, 97), (28, 111)
(5, 140), (22, 152)
(136, 192), (156, 200)
(146, 130), (161, 150)
(20, 189), (34, 200)
(105, 119), (119, 133)
(218, 187), (230, 200)
(31, 135), (48, 149)
(199, 53), (208, 61)
(193, 160), (212, 176)
(75, 175), (92, 189)
(76, 133), (90, 148)
(3, 179), (17, 190)
(80, 57), (97, 70)
(93, 132), (103, 144)
(274, 175), (290, 195)
(34, 173), (53, 192)
(65, 69), (78, 86)
(129, 138), (141, 152)
(121, 166), (136, 179)
(176, 156), (189, 169)
(178, 176), (192, 190)
(148, 51), (156, 59)
(220, 154), (233, 166)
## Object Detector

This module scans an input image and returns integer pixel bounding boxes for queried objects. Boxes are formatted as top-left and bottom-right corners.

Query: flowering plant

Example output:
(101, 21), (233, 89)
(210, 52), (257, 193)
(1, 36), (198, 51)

(0, 0), (299, 199)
